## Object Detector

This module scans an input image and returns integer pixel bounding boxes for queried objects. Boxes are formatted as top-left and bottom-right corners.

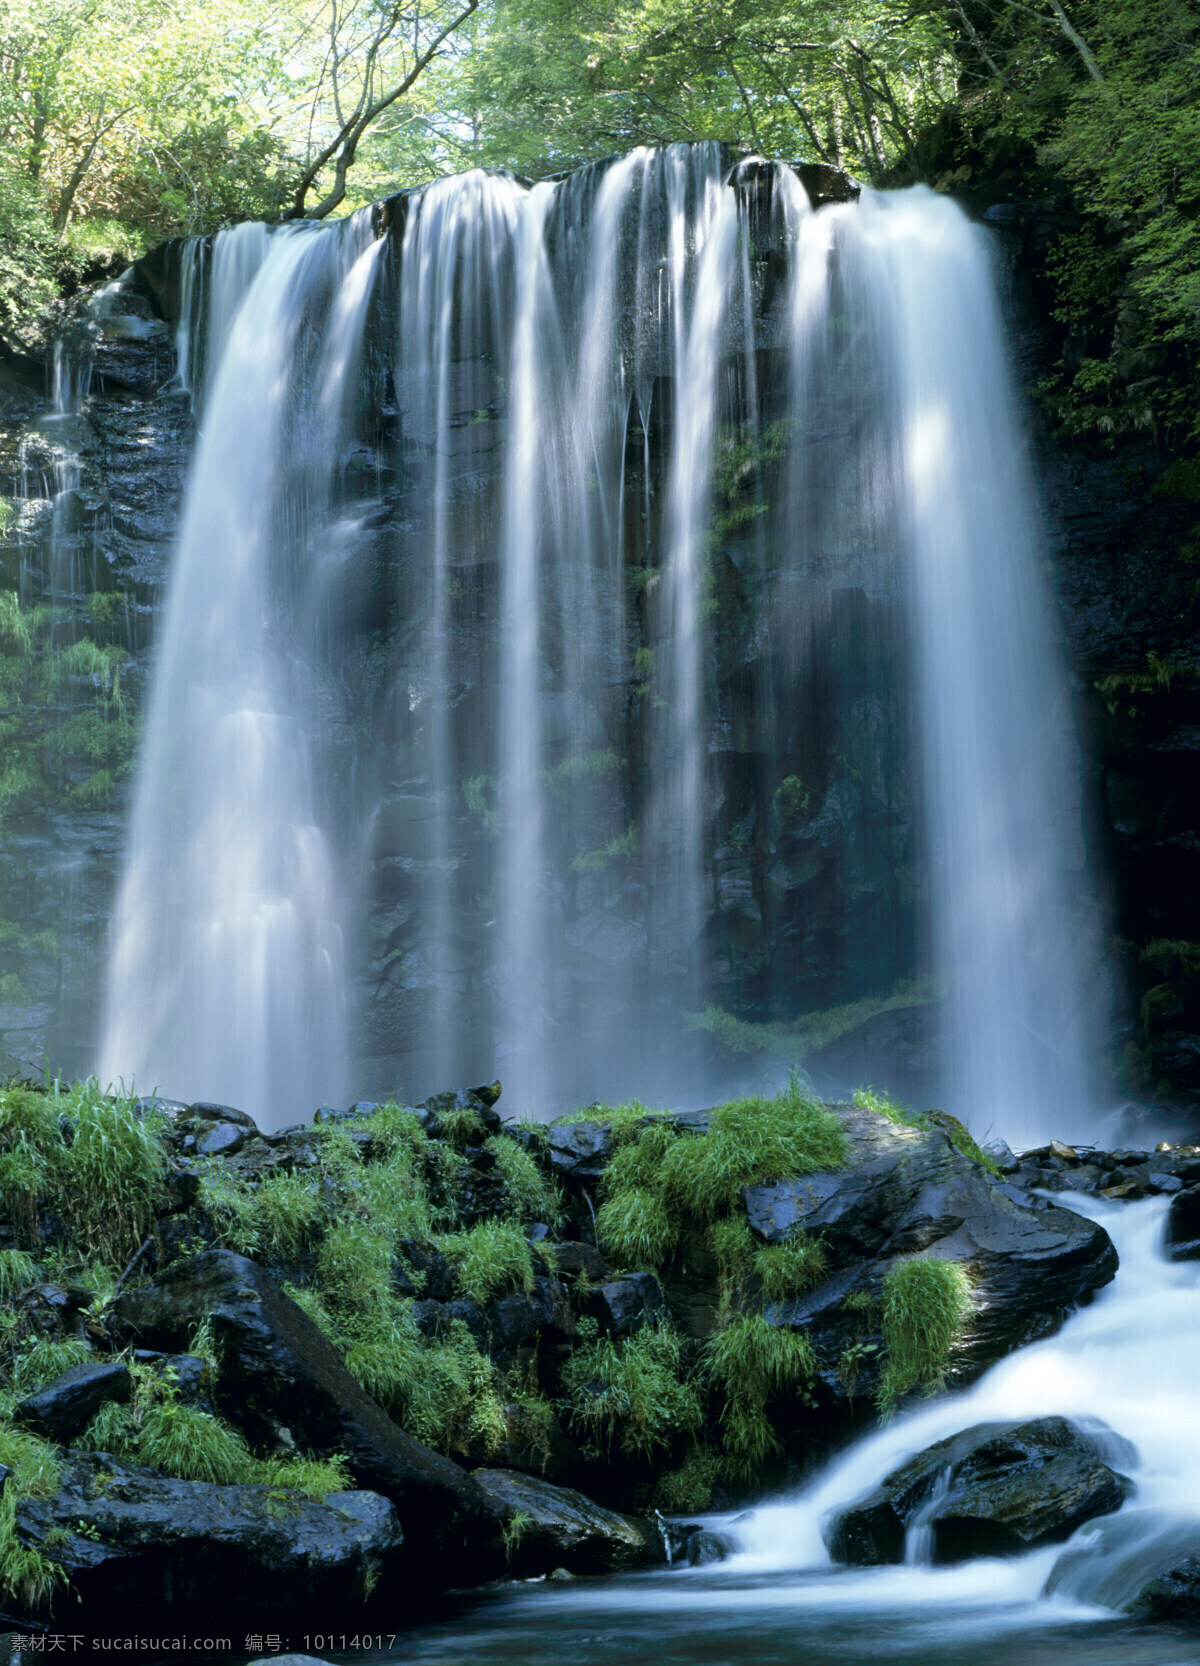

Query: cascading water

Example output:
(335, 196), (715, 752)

(97, 150), (1109, 1150)
(97, 216), (381, 1125)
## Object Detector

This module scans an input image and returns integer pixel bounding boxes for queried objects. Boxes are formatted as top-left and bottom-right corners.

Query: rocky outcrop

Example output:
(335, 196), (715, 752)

(14, 1361), (130, 1441)
(826, 1417), (1135, 1565)
(1130, 1553), (1200, 1621)
(107, 1249), (498, 1579)
(471, 1468), (659, 1576)
(15, 1452), (402, 1618)
(744, 1105), (1117, 1408)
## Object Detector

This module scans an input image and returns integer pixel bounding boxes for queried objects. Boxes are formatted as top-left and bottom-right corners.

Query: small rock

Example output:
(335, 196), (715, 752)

(192, 1121), (245, 1158)
(686, 1528), (735, 1566)
(188, 1101), (258, 1133)
(15, 1362), (130, 1442)
(1131, 1552), (1200, 1621)
(587, 1273), (665, 1336)
(1049, 1140), (1078, 1161)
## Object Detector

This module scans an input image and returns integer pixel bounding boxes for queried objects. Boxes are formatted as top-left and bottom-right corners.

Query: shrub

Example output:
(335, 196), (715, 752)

(877, 1257), (973, 1417)
(654, 1446), (721, 1513)
(560, 1322), (701, 1461)
(438, 1220), (533, 1305)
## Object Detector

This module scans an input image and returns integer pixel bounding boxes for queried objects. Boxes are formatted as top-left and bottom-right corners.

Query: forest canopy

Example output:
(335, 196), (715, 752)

(0, 0), (1196, 441)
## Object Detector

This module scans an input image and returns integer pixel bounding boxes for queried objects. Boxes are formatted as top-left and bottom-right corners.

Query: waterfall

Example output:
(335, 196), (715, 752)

(98, 216), (380, 1125)
(96, 151), (1110, 1146)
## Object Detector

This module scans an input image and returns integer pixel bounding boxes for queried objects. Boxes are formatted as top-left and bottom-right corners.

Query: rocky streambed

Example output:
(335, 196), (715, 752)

(0, 1078), (1196, 1642)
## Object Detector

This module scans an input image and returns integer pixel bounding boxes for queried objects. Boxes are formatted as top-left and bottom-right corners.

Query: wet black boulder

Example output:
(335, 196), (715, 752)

(826, 1416), (1135, 1565)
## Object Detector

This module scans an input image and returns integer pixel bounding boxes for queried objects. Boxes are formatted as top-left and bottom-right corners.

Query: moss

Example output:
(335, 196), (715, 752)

(852, 1086), (1001, 1177)
(877, 1257), (973, 1418)
(560, 1322), (702, 1462)
(438, 1219), (534, 1305)
(686, 979), (933, 1064)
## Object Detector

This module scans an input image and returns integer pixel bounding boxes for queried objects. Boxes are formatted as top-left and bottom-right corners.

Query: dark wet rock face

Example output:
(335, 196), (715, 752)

(107, 1249), (496, 1577)
(1131, 1553), (1200, 1621)
(826, 1417), (1134, 1565)
(14, 1361), (131, 1441)
(749, 1107), (1118, 1409)
(470, 1468), (659, 1575)
(16, 1452), (402, 1618)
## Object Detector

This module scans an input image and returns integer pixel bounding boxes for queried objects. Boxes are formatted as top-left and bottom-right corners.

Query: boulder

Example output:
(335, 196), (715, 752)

(752, 1104), (1118, 1384)
(188, 1101), (259, 1133)
(1130, 1552), (1200, 1621)
(1164, 1186), (1200, 1261)
(826, 1417), (1134, 1565)
(14, 1362), (130, 1441)
(471, 1468), (659, 1576)
(107, 1250), (497, 1579)
(545, 1120), (615, 1184)
(16, 1452), (401, 1620)
(192, 1121), (245, 1158)
(586, 1273), (665, 1336)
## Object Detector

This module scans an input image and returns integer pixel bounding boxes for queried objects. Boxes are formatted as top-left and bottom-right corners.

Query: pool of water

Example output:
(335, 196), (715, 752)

(299, 1563), (1200, 1666)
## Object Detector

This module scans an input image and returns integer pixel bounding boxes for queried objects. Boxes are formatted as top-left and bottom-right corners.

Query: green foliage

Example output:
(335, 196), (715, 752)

(0, 1248), (37, 1300)
(877, 1257), (973, 1418)
(703, 1313), (815, 1477)
(596, 1185), (676, 1268)
(135, 1399), (256, 1485)
(653, 1446), (721, 1513)
(688, 980), (933, 1064)
(571, 827), (637, 873)
(661, 1078), (846, 1222)
(438, 1219), (534, 1305)
(542, 749), (621, 793)
(463, 775), (497, 835)
(53, 1079), (167, 1263)
(0, 1424), (65, 1608)
(0, 1086), (65, 1234)
(560, 1322), (702, 1462)
(316, 1219), (395, 1313)
(253, 1452), (355, 1499)
(753, 1234), (827, 1303)
(14, 1334), (90, 1390)
(484, 1135), (562, 1227)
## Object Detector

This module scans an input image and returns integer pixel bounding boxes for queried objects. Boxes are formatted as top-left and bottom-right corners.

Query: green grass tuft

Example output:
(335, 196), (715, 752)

(14, 1335), (91, 1390)
(596, 1186), (675, 1268)
(54, 1078), (168, 1264)
(877, 1257), (973, 1417)
(660, 1075), (846, 1221)
(754, 1234), (827, 1302)
(484, 1135), (562, 1227)
(0, 1425), (65, 1609)
(135, 1399), (256, 1484)
(438, 1219), (534, 1305)
(561, 1323), (702, 1462)
(0, 1248), (37, 1300)
(686, 980), (933, 1063)
(254, 1452), (355, 1498)
(316, 1218), (395, 1313)
(703, 1313), (816, 1477)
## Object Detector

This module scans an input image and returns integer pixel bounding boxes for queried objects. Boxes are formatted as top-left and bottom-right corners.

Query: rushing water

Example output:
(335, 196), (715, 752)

(294, 1196), (1200, 1666)
(97, 153), (1109, 1143)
